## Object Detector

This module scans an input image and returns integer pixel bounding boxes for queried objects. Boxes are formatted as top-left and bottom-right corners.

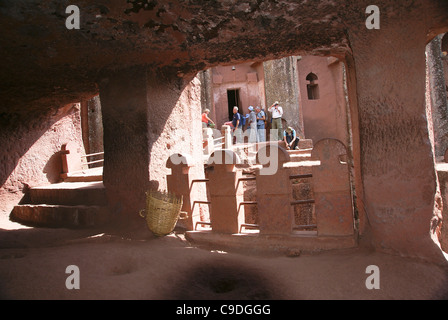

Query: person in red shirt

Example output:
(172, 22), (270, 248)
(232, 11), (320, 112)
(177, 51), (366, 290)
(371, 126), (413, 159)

(201, 109), (215, 128)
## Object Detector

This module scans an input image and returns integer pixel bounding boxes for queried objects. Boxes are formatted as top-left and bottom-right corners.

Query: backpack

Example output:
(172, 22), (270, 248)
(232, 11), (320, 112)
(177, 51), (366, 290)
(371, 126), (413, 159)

(241, 114), (246, 126)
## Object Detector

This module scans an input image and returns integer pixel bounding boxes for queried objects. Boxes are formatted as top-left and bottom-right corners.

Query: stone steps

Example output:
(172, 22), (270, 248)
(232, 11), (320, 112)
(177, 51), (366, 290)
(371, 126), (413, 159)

(29, 181), (107, 206)
(10, 181), (110, 228)
(288, 150), (312, 162)
(10, 204), (110, 228)
(185, 231), (357, 255)
(237, 148), (313, 165)
(61, 166), (103, 182)
(204, 139), (314, 165)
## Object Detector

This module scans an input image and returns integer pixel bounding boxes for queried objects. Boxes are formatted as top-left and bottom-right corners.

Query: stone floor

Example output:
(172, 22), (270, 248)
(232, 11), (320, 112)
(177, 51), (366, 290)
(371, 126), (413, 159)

(0, 219), (447, 300)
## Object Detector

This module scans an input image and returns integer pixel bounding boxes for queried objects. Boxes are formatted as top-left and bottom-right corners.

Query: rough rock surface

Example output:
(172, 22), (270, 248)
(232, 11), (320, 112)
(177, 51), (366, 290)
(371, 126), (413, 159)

(0, 104), (85, 213)
(1, 0), (446, 114)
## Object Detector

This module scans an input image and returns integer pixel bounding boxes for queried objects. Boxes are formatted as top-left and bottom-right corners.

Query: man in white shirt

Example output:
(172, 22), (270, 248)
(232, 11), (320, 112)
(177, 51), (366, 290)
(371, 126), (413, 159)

(268, 101), (283, 141)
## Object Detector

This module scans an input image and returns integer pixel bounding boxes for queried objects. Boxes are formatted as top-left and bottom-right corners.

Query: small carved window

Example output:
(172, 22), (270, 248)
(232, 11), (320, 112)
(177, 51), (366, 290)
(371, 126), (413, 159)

(306, 73), (319, 100)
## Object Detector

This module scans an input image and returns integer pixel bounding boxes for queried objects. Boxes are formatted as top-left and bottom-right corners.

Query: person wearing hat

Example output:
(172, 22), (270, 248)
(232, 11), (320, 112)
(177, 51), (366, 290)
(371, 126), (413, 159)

(232, 106), (243, 143)
(268, 101), (284, 140)
(255, 106), (266, 142)
(283, 126), (299, 150)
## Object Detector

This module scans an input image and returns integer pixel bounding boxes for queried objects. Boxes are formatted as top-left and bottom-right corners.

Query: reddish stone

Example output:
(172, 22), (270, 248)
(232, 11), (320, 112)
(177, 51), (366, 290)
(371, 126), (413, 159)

(207, 150), (244, 234)
(166, 153), (196, 231)
(312, 139), (354, 237)
(256, 144), (293, 234)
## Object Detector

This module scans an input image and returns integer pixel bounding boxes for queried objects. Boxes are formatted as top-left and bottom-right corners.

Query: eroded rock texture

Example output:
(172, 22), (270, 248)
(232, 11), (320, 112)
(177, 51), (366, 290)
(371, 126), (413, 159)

(0, 0), (374, 112)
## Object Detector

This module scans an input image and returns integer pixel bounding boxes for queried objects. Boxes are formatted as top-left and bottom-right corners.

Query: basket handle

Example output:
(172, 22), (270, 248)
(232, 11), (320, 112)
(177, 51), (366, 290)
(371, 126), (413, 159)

(139, 209), (147, 218)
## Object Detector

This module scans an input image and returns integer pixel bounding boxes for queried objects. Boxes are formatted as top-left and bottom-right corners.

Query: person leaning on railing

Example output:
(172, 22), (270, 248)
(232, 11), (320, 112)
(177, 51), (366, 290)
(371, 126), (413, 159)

(201, 108), (215, 128)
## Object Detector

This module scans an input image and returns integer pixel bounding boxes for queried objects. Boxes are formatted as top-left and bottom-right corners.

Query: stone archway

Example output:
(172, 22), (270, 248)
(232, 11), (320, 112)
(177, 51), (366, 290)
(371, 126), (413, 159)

(1, 0), (448, 261)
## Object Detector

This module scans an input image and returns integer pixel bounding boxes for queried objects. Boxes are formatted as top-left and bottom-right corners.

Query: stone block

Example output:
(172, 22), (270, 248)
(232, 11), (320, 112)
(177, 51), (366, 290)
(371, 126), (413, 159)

(10, 204), (110, 228)
(311, 139), (354, 237)
(256, 144), (293, 235)
(166, 153), (197, 230)
(207, 150), (244, 234)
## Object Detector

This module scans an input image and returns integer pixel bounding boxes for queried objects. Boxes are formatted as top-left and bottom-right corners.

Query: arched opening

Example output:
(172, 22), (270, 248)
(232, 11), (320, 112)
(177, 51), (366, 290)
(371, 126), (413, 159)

(306, 72), (319, 100)
(441, 33), (448, 56)
(198, 55), (358, 239)
(3, 0), (447, 265)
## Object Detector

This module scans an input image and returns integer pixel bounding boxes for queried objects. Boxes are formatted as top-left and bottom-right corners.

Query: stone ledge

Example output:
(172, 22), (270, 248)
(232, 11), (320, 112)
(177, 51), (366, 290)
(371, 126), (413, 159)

(29, 182), (107, 206)
(10, 204), (110, 229)
(185, 230), (357, 255)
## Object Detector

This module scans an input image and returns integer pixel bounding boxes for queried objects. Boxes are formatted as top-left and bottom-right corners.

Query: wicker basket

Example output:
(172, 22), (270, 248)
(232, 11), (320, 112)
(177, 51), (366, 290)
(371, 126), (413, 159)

(139, 190), (183, 237)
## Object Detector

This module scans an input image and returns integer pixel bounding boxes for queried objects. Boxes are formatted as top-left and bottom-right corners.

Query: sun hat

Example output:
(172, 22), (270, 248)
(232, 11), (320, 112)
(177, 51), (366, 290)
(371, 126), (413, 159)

(248, 106), (254, 111)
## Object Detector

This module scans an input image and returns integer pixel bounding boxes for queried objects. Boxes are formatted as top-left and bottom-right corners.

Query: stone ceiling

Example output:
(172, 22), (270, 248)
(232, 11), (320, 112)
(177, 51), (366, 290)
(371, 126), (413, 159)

(0, 0), (447, 114)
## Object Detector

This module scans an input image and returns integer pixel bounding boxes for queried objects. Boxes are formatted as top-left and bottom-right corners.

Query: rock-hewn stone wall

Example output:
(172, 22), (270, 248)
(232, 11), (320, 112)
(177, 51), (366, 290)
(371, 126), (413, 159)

(1, 0), (448, 260)
(263, 57), (303, 137)
(0, 104), (85, 217)
(99, 68), (206, 224)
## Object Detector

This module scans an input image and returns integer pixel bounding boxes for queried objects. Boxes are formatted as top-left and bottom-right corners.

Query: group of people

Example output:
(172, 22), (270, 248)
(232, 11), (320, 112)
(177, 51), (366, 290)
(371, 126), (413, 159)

(231, 105), (267, 143)
(201, 101), (299, 149)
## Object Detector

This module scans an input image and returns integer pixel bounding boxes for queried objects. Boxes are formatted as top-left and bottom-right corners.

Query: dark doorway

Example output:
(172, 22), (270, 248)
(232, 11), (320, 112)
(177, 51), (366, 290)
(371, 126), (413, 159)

(227, 89), (241, 121)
